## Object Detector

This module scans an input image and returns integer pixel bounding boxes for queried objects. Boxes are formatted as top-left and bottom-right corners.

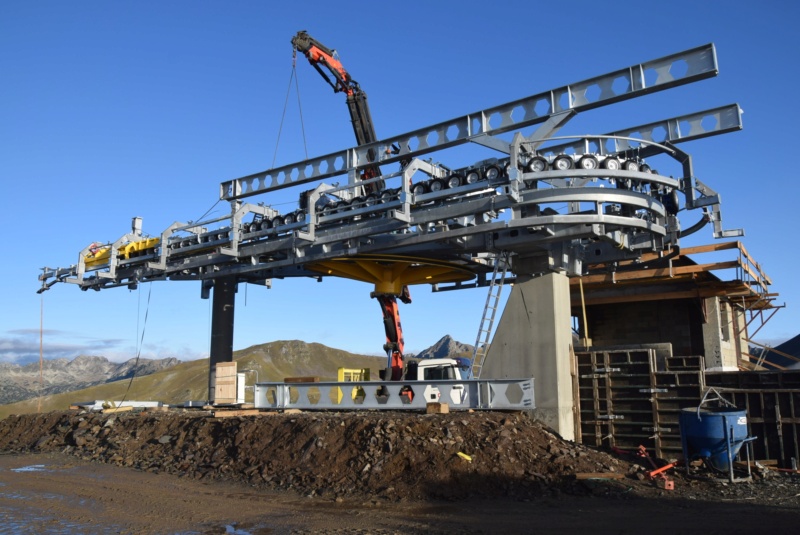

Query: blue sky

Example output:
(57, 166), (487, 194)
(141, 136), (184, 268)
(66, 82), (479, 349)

(1, 1), (797, 364)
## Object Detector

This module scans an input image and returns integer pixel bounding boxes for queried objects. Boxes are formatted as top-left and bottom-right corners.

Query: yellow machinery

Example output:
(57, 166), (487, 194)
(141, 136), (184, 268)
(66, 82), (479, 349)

(84, 237), (160, 269)
(336, 367), (370, 403)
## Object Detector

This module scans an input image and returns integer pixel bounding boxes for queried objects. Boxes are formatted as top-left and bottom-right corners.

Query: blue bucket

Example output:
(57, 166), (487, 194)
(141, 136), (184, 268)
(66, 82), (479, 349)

(679, 407), (748, 471)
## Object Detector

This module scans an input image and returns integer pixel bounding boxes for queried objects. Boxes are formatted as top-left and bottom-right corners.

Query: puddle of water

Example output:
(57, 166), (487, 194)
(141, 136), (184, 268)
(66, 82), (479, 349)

(0, 490), (64, 501)
(179, 524), (256, 535)
(10, 465), (46, 473)
(0, 504), (117, 535)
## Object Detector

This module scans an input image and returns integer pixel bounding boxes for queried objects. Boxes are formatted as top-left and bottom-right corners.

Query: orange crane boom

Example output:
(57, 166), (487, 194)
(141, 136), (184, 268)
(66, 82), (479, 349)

(292, 30), (409, 380)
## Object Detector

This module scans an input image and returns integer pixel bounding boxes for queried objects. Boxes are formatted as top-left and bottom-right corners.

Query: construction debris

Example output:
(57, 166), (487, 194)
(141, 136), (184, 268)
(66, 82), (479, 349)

(211, 409), (261, 418)
(575, 472), (626, 480)
(426, 402), (449, 414)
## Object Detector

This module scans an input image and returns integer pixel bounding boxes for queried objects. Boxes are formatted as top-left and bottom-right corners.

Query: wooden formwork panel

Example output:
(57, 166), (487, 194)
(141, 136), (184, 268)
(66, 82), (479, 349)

(576, 348), (704, 459)
(705, 371), (800, 468)
(665, 355), (704, 372)
(576, 348), (659, 453)
(711, 388), (800, 468)
(707, 370), (800, 390)
(577, 355), (800, 466)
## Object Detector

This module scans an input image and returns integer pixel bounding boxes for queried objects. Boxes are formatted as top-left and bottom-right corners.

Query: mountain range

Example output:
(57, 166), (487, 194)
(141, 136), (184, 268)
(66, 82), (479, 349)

(0, 355), (179, 405)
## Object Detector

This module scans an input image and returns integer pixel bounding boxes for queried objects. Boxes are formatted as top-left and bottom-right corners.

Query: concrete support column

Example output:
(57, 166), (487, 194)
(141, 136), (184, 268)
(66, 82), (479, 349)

(209, 276), (237, 401)
(701, 297), (738, 371)
(481, 272), (575, 440)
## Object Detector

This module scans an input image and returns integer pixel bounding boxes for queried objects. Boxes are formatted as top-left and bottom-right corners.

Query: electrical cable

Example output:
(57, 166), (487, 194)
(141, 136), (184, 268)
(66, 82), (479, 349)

(193, 199), (223, 225)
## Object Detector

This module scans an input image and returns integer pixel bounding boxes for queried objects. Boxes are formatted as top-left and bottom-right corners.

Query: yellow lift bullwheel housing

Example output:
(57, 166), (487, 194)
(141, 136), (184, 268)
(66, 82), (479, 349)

(306, 254), (476, 296)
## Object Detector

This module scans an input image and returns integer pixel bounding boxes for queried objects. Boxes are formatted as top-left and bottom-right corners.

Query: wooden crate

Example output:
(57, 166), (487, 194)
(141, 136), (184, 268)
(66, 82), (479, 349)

(214, 362), (238, 404)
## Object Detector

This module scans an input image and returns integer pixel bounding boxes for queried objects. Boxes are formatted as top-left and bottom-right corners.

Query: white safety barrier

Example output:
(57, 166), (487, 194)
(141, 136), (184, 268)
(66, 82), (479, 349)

(254, 378), (534, 411)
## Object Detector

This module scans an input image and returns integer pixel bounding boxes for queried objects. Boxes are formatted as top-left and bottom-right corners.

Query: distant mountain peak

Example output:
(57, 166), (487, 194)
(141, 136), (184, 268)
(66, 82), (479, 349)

(413, 335), (473, 360)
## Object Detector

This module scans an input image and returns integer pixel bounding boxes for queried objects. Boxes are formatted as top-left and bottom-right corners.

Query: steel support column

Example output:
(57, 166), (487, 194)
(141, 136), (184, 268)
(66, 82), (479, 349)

(208, 275), (237, 402)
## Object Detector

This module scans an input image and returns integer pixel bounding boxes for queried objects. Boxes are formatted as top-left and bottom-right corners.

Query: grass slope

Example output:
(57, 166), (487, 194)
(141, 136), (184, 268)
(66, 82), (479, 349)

(0, 340), (384, 419)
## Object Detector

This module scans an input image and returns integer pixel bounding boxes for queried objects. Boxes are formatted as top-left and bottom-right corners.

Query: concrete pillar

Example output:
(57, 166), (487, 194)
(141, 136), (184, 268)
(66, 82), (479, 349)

(732, 302), (748, 368)
(701, 297), (738, 371)
(209, 276), (237, 401)
(481, 272), (575, 440)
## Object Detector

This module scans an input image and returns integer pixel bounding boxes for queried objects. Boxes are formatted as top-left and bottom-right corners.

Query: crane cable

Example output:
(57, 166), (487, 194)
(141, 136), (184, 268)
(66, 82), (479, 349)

(117, 282), (152, 409)
(271, 46), (309, 169)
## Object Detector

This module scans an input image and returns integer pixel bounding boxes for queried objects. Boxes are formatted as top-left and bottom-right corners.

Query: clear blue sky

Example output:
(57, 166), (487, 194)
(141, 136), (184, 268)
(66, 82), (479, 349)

(1, 1), (797, 364)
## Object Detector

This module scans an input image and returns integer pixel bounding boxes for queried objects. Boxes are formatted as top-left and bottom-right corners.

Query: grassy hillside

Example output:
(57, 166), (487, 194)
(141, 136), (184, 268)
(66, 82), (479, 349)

(0, 340), (385, 419)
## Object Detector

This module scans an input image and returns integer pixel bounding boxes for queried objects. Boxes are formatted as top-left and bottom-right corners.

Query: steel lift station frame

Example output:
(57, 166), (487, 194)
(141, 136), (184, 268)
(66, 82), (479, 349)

(39, 43), (744, 409)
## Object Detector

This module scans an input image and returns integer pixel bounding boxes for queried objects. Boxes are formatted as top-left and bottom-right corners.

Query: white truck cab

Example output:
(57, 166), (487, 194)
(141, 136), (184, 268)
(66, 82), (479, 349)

(404, 358), (470, 404)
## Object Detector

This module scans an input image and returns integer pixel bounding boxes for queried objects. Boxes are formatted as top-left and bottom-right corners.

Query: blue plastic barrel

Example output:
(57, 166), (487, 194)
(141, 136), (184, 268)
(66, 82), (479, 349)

(679, 407), (748, 471)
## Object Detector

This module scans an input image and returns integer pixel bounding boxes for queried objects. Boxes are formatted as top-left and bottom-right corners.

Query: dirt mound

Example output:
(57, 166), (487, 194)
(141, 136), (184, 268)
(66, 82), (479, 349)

(3, 408), (798, 507)
(0, 409), (642, 501)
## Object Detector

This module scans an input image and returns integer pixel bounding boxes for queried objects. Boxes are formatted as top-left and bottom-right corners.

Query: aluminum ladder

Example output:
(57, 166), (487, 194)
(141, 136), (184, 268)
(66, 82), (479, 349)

(469, 252), (510, 379)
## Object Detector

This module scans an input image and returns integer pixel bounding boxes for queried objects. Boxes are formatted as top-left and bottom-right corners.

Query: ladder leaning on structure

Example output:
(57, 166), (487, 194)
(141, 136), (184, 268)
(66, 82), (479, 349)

(470, 252), (510, 378)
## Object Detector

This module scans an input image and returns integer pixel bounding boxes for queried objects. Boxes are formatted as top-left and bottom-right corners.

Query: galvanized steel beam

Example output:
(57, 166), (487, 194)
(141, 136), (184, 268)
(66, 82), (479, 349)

(221, 44), (719, 201)
(253, 378), (534, 411)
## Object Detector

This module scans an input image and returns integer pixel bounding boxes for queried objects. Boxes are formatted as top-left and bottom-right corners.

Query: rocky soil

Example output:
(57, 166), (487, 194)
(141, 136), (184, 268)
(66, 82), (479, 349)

(2, 408), (799, 508)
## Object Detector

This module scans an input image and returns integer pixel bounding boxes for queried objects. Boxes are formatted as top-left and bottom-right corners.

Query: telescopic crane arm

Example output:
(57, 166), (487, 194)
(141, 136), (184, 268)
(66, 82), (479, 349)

(292, 30), (407, 381)
(291, 30), (382, 193)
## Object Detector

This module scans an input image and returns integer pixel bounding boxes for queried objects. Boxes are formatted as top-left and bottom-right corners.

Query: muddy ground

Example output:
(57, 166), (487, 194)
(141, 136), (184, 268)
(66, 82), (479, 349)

(1, 409), (800, 533)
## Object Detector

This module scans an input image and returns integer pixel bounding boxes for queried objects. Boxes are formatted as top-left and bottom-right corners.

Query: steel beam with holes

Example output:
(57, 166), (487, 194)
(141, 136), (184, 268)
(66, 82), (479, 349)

(253, 378), (534, 410)
(221, 44), (719, 200)
(532, 103), (742, 157)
